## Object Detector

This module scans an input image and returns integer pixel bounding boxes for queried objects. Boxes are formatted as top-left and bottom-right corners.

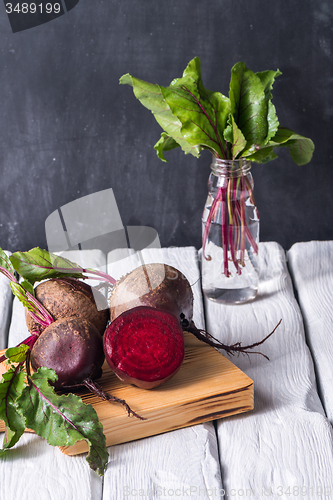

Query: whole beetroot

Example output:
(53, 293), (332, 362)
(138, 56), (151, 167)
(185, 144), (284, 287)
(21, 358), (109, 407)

(30, 316), (104, 389)
(110, 263), (193, 324)
(26, 277), (109, 336)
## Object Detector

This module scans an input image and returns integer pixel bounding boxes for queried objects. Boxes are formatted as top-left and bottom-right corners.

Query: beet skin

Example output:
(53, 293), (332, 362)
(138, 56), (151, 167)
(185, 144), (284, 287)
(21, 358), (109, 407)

(30, 316), (105, 389)
(109, 263), (193, 324)
(26, 278), (109, 335)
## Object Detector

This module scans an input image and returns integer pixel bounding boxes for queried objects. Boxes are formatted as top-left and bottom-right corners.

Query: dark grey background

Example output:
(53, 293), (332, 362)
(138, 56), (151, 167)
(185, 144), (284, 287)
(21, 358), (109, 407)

(0, 0), (331, 253)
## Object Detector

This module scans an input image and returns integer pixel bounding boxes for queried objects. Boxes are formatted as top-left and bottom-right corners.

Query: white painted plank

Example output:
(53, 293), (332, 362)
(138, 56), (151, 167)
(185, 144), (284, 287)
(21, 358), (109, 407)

(203, 242), (333, 498)
(103, 247), (223, 499)
(0, 433), (103, 500)
(0, 251), (14, 350)
(103, 423), (222, 500)
(288, 240), (333, 421)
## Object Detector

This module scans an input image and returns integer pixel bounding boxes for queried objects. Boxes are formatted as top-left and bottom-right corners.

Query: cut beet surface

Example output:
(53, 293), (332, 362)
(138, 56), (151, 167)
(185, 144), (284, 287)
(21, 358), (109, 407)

(103, 306), (185, 389)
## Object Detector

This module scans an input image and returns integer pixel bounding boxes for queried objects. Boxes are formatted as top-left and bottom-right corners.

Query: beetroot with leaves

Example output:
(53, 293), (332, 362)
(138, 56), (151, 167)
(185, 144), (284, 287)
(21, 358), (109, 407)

(104, 306), (185, 389)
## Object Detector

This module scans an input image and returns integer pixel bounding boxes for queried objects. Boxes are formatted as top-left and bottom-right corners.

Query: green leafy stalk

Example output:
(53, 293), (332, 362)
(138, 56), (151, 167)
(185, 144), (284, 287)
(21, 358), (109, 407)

(0, 357), (27, 455)
(0, 248), (55, 365)
(10, 247), (116, 286)
(120, 58), (231, 161)
(120, 57), (314, 165)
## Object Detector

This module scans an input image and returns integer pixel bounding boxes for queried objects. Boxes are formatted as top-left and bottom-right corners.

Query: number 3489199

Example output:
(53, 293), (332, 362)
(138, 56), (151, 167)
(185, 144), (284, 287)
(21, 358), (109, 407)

(5, 3), (61, 14)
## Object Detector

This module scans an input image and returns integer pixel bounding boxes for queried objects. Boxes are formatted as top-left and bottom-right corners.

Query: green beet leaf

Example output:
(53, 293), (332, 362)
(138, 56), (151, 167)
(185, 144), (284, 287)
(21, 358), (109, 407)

(20, 279), (35, 296)
(120, 73), (202, 160)
(9, 281), (38, 316)
(228, 62), (270, 156)
(154, 133), (181, 161)
(253, 69), (281, 145)
(8, 279), (54, 329)
(0, 366), (26, 455)
(10, 247), (85, 285)
(0, 248), (17, 278)
(246, 126), (315, 165)
(161, 57), (230, 158)
(270, 126), (315, 165)
(245, 147), (278, 164)
(18, 367), (109, 476)
(5, 344), (29, 364)
(223, 114), (247, 159)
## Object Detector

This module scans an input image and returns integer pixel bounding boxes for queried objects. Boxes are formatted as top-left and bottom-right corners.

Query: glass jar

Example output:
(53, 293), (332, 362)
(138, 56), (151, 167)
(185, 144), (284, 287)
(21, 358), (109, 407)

(201, 157), (259, 304)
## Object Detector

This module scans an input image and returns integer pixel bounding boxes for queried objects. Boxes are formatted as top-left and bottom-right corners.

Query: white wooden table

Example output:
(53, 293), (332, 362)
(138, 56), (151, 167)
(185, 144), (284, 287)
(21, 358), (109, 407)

(1, 241), (333, 500)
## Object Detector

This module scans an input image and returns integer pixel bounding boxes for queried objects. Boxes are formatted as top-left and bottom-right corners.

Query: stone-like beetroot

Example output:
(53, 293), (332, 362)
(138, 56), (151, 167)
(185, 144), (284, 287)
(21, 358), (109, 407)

(30, 316), (105, 389)
(109, 263), (193, 325)
(25, 277), (109, 335)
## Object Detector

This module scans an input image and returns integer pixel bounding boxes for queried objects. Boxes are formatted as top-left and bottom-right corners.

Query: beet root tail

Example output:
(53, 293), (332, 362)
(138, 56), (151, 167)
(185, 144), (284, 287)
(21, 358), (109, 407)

(181, 318), (282, 360)
(83, 378), (146, 420)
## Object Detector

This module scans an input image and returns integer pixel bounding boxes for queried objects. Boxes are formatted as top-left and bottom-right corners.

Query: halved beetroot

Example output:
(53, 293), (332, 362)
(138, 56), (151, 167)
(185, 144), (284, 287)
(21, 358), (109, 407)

(103, 306), (185, 389)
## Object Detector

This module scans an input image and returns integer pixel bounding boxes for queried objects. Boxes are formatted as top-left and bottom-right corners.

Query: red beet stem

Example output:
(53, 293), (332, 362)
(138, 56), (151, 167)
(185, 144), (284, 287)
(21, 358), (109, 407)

(221, 185), (230, 276)
(202, 170), (258, 277)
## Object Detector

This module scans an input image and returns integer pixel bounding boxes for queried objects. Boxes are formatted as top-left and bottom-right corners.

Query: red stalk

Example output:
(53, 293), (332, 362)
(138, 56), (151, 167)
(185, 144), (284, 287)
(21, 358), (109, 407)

(220, 186), (230, 277)
(202, 167), (258, 278)
(239, 176), (246, 266)
(229, 177), (241, 275)
(234, 200), (259, 255)
(83, 269), (116, 286)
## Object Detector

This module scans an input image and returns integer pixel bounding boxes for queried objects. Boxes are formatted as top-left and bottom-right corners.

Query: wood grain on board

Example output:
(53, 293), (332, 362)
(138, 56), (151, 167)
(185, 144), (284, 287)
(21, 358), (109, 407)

(0, 332), (254, 455)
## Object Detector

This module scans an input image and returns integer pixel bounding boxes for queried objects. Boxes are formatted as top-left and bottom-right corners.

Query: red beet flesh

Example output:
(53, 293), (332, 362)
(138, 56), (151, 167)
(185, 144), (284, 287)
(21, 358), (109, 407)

(30, 316), (105, 389)
(103, 306), (185, 389)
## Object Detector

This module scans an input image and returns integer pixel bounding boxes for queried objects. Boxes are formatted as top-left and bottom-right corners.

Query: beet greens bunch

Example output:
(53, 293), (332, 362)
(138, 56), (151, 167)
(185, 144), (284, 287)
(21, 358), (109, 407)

(120, 57), (314, 276)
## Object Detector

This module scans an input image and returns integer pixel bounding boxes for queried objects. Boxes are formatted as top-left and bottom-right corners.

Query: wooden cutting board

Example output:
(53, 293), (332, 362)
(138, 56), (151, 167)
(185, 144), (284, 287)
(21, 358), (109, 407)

(0, 333), (253, 455)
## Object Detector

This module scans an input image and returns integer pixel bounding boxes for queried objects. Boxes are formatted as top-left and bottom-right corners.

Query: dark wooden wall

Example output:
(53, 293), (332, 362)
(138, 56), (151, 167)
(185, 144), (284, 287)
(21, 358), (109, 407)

(0, 0), (331, 253)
